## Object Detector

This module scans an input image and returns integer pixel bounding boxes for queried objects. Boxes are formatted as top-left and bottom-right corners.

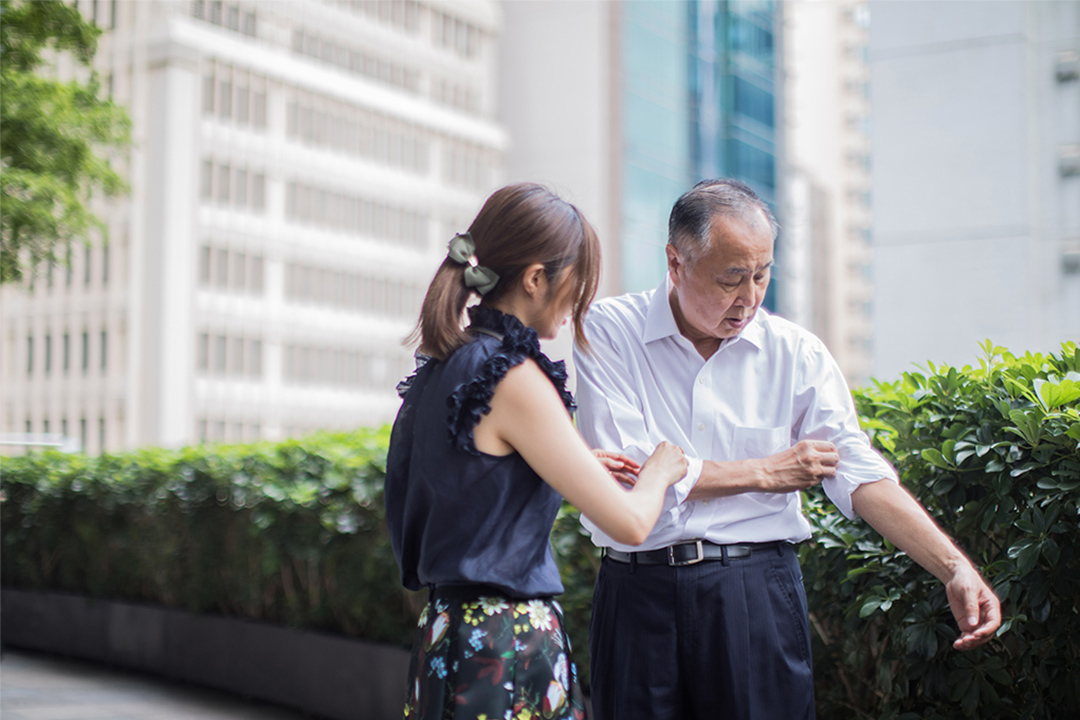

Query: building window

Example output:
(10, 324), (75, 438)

(230, 336), (244, 375)
(102, 244), (109, 285)
(215, 248), (228, 288)
(81, 331), (89, 372)
(248, 339), (262, 377)
(234, 168), (248, 208)
(252, 91), (266, 129)
(217, 163), (230, 204)
(197, 332), (209, 372)
(100, 330), (107, 371)
(202, 71), (214, 115)
(198, 245), (211, 285)
(26, 335), (33, 376)
(250, 255), (264, 293)
(219, 75), (232, 119)
(80, 418), (87, 451)
(63, 333), (70, 373)
(214, 335), (226, 374)
(251, 172), (265, 211)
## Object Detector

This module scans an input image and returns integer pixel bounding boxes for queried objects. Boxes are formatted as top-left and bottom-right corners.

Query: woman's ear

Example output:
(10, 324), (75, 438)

(521, 263), (547, 298)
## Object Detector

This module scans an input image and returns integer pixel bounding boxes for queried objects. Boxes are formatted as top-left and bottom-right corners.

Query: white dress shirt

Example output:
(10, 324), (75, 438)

(573, 279), (898, 552)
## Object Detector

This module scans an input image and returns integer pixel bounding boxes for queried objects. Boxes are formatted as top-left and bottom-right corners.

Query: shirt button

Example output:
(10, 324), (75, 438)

(698, 422), (706, 431)
(698, 377), (706, 385)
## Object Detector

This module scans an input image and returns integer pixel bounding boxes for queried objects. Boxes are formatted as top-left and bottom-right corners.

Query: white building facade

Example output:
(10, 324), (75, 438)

(869, 0), (1080, 379)
(779, 0), (874, 386)
(2, 0), (505, 453)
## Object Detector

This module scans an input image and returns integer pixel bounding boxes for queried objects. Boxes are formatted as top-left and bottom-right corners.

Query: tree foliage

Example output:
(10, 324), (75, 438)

(0, 0), (131, 284)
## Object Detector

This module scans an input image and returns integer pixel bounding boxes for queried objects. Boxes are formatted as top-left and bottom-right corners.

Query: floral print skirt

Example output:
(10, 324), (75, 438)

(403, 590), (587, 720)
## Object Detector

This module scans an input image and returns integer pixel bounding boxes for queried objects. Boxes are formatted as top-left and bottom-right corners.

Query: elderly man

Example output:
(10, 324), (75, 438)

(573, 179), (1000, 720)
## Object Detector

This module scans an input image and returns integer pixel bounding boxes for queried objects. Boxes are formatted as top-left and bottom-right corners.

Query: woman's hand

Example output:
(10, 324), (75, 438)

(640, 441), (688, 487)
(591, 449), (641, 487)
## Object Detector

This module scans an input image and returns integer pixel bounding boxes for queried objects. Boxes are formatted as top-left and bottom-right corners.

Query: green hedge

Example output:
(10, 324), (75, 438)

(803, 341), (1080, 719)
(0, 428), (423, 647)
(2, 341), (1078, 717)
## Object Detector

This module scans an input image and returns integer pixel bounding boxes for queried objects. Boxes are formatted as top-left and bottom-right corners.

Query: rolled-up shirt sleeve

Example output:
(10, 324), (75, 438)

(573, 317), (701, 525)
(793, 337), (898, 520)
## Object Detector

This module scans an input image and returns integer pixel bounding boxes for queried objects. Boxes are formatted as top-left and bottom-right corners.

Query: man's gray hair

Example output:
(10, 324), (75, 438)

(668, 179), (780, 265)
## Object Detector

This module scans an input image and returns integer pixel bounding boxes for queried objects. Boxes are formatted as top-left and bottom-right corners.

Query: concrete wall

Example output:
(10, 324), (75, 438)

(870, 0), (1080, 379)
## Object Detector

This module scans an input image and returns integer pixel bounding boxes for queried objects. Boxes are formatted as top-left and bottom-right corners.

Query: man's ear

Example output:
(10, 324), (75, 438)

(666, 244), (683, 287)
(521, 263), (547, 298)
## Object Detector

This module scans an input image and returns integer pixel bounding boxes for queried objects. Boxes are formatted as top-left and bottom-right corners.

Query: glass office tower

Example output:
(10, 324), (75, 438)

(620, 0), (780, 301)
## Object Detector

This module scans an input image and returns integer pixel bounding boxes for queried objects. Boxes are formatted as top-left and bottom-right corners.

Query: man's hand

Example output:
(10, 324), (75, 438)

(946, 564), (1002, 650)
(591, 449), (641, 487)
(758, 440), (838, 492)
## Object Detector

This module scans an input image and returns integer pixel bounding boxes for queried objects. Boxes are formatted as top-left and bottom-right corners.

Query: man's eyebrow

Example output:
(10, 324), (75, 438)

(723, 260), (774, 275)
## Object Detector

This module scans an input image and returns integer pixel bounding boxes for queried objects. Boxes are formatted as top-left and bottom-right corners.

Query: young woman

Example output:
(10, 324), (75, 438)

(386, 183), (687, 719)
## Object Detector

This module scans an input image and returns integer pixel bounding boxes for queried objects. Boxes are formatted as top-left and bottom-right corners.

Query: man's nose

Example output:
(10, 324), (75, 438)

(735, 279), (757, 307)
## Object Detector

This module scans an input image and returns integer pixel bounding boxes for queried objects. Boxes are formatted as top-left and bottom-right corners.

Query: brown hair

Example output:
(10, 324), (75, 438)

(414, 183), (600, 360)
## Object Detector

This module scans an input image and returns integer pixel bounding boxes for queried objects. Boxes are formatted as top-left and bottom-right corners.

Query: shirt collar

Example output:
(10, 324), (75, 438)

(642, 276), (766, 351)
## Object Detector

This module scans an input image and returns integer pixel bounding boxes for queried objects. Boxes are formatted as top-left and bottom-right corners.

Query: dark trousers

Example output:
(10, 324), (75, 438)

(588, 542), (814, 720)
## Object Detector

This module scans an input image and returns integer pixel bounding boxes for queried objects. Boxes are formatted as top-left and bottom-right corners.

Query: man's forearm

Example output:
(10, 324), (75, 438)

(850, 479), (967, 582)
(686, 458), (767, 500)
(687, 440), (839, 501)
(851, 478), (1001, 649)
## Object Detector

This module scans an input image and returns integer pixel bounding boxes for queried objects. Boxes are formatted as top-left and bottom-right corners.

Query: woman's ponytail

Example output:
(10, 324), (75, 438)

(412, 259), (473, 361)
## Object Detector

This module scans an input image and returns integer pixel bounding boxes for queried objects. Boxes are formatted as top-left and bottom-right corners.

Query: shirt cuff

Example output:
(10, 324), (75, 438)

(664, 456), (702, 521)
(824, 449), (899, 520)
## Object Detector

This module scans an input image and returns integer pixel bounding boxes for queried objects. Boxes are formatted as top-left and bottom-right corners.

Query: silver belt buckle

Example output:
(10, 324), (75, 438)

(668, 540), (704, 566)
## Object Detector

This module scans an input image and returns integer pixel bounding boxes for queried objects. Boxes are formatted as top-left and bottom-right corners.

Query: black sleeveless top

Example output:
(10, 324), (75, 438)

(385, 306), (575, 598)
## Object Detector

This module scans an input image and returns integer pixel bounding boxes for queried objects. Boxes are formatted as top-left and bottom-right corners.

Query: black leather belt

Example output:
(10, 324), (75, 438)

(604, 540), (785, 567)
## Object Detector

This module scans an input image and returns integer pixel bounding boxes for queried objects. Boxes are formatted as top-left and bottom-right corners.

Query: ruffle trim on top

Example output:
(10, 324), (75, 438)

(447, 305), (574, 456)
(396, 353), (433, 398)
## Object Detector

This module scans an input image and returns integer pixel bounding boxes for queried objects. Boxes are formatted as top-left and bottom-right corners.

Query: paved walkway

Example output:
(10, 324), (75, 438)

(0, 649), (312, 720)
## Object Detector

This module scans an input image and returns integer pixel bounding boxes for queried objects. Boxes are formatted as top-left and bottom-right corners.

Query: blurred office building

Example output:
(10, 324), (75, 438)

(1, 0), (505, 453)
(500, 0), (781, 300)
(869, 0), (1080, 379)
(780, 0), (874, 386)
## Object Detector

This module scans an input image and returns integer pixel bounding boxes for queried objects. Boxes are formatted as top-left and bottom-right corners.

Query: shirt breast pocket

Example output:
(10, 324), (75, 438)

(732, 426), (790, 461)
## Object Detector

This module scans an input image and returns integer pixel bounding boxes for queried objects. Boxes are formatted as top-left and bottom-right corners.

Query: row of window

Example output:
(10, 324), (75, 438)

(21, 416), (107, 453)
(199, 159), (267, 212)
(201, 64), (268, 128)
(192, 0), (257, 37)
(430, 76), (480, 114)
(289, 27), (481, 115)
(196, 418), (262, 444)
(197, 246), (266, 295)
(81, 0), (117, 30)
(430, 7), (484, 60)
(283, 344), (411, 389)
(25, 243), (111, 294)
(443, 141), (497, 191)
(284, 262), (423, 318)
(291, 27), (421, 93)
(285, 94), (431, 174)
(25, 330), (108, 377)
(329, 0), (421, 34)
(196, 333), (263, 378)
(284, 181), (430, 249)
